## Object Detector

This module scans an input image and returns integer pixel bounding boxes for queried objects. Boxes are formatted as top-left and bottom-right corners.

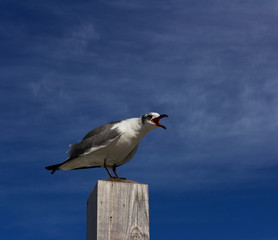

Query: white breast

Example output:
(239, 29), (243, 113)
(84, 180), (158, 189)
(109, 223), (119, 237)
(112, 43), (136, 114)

(105, 118), (149, 166)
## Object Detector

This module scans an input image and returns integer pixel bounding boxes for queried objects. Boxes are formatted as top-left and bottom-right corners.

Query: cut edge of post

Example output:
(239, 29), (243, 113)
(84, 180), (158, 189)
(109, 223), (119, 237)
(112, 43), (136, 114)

(101, 178), (148, 185)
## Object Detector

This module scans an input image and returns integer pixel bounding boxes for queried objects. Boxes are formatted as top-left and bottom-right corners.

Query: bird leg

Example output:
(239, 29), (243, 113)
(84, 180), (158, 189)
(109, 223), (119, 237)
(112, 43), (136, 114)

(113, 165), (126, 179)
(112, 165), (120, 178)
(104, 158), (113, 178)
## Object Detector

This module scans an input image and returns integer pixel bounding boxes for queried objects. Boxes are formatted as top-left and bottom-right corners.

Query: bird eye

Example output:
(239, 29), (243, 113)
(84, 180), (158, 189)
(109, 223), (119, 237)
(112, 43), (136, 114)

(147, 115), (152, 119)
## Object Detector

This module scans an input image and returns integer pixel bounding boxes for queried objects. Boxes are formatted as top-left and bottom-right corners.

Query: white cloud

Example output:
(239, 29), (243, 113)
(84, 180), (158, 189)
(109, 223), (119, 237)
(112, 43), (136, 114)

(67, 23), (100, 54)
(3, 0), (278, 192)
(28, 74), (71, 113)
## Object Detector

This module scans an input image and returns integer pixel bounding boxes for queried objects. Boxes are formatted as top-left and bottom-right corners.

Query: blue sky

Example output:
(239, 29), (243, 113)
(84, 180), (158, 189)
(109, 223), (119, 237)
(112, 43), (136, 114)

(1, 0), (278, 239)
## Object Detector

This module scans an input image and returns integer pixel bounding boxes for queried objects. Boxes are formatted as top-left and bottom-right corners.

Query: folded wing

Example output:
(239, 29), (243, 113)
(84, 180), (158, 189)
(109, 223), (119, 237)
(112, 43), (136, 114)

(67, 121), (122, 160)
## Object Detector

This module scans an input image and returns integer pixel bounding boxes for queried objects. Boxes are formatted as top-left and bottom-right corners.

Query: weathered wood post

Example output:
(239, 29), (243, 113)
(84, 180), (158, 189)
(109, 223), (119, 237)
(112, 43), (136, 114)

(87, 179), (149, 240)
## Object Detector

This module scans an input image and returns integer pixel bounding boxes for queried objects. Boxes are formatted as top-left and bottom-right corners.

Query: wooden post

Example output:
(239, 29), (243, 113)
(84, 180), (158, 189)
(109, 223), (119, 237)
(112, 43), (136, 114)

(87, 179), (149, 240)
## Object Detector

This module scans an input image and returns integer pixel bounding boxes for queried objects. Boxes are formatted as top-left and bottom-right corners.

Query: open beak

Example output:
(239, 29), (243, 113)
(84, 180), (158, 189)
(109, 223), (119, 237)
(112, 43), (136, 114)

(152, 114), (168, 130)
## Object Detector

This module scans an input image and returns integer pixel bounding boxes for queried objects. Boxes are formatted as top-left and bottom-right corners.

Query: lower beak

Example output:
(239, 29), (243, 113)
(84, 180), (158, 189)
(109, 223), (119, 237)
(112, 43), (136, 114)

(152, 114), (168, 130)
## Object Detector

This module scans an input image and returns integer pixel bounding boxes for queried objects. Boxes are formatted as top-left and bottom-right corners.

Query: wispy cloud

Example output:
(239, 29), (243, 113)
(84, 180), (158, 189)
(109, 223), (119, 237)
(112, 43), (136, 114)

(65, 23), (100, 55)
(2, 0), (278, 193)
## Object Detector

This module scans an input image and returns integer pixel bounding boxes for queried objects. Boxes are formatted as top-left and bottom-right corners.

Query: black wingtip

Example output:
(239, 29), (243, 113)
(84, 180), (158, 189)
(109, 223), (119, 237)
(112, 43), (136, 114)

(45, 164), (61, 174)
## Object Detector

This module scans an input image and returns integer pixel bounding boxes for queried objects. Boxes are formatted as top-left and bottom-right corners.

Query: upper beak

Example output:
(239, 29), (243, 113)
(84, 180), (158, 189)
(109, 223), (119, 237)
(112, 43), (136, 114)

(152, 114), (168, 130)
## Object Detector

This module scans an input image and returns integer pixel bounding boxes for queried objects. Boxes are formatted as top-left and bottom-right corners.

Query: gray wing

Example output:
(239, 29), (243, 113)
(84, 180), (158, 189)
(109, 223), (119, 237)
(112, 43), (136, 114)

(67, 121), (122, 160)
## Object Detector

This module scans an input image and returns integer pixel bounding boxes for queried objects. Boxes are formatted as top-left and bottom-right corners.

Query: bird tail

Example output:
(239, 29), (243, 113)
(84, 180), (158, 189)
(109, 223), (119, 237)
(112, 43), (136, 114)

(45, 163), (62, 174)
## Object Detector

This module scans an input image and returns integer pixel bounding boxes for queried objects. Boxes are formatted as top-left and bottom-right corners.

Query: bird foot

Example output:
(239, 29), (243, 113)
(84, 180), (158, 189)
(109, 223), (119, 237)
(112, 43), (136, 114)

(109, 176), (126, 180)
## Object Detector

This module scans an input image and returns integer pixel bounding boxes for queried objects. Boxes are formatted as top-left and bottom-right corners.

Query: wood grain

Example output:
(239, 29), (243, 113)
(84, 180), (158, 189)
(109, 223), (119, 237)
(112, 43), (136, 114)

(87, 179), (149, 240)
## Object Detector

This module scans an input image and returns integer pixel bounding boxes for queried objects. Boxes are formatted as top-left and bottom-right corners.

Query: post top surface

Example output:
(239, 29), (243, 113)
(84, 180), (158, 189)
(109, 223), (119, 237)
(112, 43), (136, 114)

(99, 178), (148, 186)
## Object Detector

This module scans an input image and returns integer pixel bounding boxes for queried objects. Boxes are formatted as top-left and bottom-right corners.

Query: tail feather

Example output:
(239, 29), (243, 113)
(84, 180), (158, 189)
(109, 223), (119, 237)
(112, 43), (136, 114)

(45, 163), (61, 174)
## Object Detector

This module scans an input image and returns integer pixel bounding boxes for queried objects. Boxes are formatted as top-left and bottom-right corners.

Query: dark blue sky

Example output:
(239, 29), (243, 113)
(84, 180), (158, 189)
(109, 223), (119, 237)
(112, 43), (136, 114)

(1, 0), (278, 239)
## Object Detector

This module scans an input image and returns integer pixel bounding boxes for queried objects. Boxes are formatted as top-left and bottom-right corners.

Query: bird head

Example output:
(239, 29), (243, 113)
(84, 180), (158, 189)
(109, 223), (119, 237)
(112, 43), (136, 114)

(141, 112), (168, 130)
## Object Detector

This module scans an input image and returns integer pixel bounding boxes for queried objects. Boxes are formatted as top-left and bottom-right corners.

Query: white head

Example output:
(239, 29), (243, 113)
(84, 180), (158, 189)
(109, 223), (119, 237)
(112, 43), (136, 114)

(141, 112), (168, 130)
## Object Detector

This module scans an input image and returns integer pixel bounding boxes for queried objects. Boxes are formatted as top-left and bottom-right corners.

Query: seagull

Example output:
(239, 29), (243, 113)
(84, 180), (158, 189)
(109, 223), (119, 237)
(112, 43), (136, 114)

(45, 112), (168, 178)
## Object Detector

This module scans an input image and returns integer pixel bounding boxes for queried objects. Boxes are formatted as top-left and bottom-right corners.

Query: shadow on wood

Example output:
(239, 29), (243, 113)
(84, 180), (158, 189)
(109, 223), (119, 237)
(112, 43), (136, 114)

(87, 179), (149, 240)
